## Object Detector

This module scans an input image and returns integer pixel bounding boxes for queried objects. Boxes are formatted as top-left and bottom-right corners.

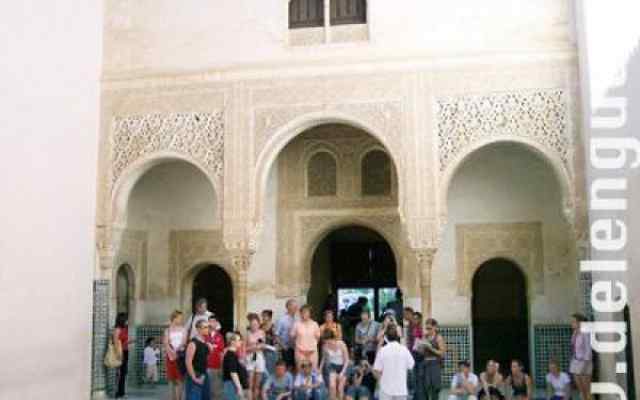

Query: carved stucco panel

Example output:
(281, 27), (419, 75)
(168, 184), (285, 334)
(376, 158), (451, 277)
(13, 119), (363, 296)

(456, 222), (544, 297)
(113, 229), (148, 300)
(110, 111), (225, 192)
(168, 230), (230, 296)
(254, 101), (404, 165)
(437, 89), (571, 175)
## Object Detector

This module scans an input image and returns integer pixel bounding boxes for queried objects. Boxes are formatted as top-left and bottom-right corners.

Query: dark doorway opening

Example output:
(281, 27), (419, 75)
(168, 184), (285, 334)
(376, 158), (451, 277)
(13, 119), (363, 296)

(472, 259), (529, 375)
(625, 306), (636, 400)
(308, 225), (397, 324)
(193, 265), (234, 333)
(116, 264), (133, 318)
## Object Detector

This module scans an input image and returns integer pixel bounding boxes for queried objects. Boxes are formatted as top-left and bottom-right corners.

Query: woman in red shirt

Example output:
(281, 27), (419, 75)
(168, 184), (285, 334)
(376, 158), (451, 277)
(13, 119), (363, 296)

(206, 315), (225, 400)
(112, 313), (134, 399)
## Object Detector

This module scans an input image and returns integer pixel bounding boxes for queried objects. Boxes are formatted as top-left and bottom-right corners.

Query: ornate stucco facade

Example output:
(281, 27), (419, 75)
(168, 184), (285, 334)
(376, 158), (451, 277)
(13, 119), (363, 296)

(96, 63), (588, 319)
(92, 0), (593, 395)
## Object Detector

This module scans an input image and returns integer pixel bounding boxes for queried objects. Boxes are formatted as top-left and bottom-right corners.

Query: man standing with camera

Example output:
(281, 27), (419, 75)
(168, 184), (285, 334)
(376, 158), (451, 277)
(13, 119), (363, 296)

(373, 325), (415, 400)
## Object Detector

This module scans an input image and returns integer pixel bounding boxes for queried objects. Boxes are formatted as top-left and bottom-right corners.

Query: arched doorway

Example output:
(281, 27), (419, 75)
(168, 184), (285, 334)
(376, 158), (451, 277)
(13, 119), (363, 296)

(625, 306), (636, 400)
(472, 259), (529, 375)
(116, 264), (134, 319)
(192, 265), (234, 333)
(308, 225), (397, 325)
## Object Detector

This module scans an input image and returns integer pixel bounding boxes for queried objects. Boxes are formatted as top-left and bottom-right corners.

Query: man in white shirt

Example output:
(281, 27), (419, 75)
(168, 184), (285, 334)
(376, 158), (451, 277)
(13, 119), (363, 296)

(143, 337), (160, 384)
(373, 325), (415, 400)
(186, 298), (213, 339)
(449, 361), (479, 400)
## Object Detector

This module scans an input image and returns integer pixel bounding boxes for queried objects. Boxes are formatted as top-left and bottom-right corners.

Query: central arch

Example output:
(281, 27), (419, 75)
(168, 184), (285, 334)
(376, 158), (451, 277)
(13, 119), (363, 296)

(253, 112), (404, 225)
(307, 225), (398, 324)
(472, 258), (530, 375)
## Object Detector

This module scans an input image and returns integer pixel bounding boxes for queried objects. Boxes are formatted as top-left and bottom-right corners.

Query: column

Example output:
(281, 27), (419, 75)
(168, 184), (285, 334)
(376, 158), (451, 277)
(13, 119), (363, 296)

(231, 251), (253, 331)
(415, 248), (437, 318)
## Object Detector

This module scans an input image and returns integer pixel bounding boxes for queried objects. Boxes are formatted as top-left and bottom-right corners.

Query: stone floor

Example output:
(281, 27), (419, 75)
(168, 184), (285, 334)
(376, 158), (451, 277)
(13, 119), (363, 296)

(122, 385), (167, 399)
(122, 385), (549, 400)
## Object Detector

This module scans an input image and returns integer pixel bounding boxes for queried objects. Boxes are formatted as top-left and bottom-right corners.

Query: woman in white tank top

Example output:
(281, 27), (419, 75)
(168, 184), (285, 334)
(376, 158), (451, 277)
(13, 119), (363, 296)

(164, 310), (187, 400)
(319, 330), (349, 400)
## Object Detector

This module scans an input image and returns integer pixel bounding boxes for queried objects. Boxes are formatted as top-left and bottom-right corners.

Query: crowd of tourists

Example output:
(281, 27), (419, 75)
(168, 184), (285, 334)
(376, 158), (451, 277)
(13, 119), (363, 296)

(109, 293), (594, 400)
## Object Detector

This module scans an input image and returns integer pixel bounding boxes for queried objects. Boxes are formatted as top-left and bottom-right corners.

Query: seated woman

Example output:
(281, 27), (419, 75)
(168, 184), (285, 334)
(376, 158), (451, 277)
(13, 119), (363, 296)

(478, 360), (505, 400)
(344, 358), (372, 400)
(319, 330), (349, 400)
(263, 360), (294, 400)
(505, 360), (532, 400)
(294, 361), (328, 400)
(545, 359), (571, 400)
(449, 361), (479, 400)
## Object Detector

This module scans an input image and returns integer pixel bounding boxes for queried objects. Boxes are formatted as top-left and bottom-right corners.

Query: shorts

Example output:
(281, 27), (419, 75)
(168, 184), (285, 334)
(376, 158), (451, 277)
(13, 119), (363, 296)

(326, 363), (344, 374)
(145, 363), (158, 382)
(346, 386), (370, 399)
(569, 359), (593, 376)
(283, 348), (296, 368)
(166, 357), (183, 382)
(246, 351), (266, 373)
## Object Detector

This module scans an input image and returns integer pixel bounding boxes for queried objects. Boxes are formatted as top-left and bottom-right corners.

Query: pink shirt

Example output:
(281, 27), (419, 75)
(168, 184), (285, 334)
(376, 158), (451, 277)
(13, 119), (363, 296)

(292, 320), (320, 352)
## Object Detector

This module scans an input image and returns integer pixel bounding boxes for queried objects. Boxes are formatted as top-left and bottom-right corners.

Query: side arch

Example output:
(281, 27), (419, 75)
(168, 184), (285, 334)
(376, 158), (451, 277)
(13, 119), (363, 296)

(439, 137), (574, 224)
(180, 260), (237, 323)
(110, 151), (221, 227)
(113, 263), (137, 323)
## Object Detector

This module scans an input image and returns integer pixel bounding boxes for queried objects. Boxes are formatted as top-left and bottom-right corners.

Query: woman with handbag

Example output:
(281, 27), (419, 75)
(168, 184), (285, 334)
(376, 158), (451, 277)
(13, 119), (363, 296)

(165, 310), (187, 400)
(113, 313), (134, 399)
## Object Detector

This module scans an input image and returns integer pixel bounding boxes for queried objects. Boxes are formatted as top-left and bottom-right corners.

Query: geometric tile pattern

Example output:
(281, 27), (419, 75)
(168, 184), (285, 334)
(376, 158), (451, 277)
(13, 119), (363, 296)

(533, 324), (572, 389)
(439, 326), (471, 386)
(91, 280), (110, 394)
(580, 272), (594, 319)
(134, 325), (170, 385)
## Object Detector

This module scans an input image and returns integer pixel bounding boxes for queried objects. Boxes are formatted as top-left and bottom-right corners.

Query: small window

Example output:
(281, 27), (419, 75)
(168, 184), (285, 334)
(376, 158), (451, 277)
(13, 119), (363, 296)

(362, 150), (391, 196)
(289, 0), (325, 29)
(330, 0), (366, 25)
(307, 152), (337, 196)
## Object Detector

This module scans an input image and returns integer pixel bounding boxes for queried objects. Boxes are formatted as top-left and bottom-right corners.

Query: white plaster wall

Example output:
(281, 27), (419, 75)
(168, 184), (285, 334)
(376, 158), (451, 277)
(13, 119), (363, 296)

(127, 161), (218, 324)
(433, 143), (577, 325)
(0, 1), (102, 398)
(103, 0), (573, 75)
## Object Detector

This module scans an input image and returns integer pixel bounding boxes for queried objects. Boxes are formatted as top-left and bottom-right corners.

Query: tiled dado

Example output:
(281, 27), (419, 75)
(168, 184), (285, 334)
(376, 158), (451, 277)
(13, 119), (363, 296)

(91, 280), (110, 394)
(533, 324), (572, 388)
(580, 272), (594, 319)
(439, 326), (471, 386)
(134, 325), (170, 385)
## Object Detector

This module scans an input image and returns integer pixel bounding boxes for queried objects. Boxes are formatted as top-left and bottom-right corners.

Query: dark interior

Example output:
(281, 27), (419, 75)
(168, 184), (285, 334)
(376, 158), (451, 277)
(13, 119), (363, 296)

(472, 258), (530, 375)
